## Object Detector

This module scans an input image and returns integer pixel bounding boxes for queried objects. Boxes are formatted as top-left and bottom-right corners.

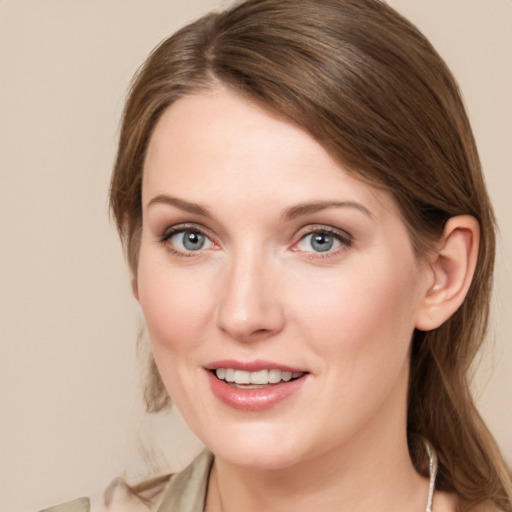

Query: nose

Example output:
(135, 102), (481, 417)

(215, 252), (285, 343)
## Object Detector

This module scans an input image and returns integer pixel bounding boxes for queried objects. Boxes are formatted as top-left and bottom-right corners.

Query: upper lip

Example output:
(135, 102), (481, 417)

(204, 359), (308, 373)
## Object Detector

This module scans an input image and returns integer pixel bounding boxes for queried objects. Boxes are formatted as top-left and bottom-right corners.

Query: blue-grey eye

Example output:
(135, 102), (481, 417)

(297, 231), (342, 253)
(170, 230), (212, 251)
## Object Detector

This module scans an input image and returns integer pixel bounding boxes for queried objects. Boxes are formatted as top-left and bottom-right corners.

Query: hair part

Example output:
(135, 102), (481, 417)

(110, 0), (512, 509)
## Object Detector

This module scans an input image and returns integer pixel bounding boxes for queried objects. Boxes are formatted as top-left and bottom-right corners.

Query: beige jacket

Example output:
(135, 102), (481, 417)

(39, 450), (214, 512)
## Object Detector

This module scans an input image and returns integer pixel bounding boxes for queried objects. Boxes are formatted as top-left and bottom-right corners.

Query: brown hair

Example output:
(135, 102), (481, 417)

(110, 0), (512, 509)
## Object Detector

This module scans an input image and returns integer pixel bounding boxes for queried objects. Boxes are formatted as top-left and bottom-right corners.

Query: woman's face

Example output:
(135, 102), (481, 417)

(137, 88), (432, 470)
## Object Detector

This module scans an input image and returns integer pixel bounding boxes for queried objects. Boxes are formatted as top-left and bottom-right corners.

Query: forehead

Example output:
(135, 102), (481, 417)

(142, 88), (396, 218)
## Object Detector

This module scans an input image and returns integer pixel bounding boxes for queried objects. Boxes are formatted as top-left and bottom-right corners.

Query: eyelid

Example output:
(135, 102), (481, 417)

(159, 223), (218, 255)
(293, 224), (353, 243)
(157, 222), (352, 257)
(290, 224), (353, 255)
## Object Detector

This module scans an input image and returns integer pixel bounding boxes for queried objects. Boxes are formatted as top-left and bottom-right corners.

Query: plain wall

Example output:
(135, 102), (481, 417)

(1, 1), (510, 511)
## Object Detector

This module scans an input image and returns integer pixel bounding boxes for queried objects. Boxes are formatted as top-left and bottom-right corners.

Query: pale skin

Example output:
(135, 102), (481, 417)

(135, 87), (480, 512)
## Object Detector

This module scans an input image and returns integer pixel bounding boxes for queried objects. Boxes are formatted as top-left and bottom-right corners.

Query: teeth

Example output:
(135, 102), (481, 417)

(251, 370), (268, 385)
(234, 370), (250, 384)
(215, 368), (304, 385)
(268, 369), (282, 383)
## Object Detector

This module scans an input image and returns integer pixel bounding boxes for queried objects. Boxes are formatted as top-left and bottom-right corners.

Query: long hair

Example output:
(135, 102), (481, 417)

(109, 0), (512, 509)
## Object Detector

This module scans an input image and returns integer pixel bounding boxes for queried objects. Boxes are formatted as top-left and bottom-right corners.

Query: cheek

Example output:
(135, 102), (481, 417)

(136, 253), (214, 357)
(290, 252), (422, 368)
(136, 256), (217, 410)
(291, 256), (422, 437)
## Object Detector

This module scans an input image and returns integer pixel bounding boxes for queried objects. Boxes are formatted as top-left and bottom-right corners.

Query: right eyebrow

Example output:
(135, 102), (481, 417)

(147, 194), (211, 217)
(282, 200), (373, 221)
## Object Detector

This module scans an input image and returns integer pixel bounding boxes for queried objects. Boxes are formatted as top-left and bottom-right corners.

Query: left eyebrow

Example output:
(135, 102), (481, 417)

(282, 200), (373, 221)
(147, 194), (211, 217)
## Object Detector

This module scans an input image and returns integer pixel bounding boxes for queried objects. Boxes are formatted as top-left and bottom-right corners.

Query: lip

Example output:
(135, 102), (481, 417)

(205, 363), (308, 412)
(204, 359), (307, 373)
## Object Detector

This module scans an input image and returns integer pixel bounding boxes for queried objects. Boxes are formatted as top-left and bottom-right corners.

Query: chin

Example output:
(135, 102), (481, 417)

(218, 445), (303, 471)
(201, 423), (310, 470)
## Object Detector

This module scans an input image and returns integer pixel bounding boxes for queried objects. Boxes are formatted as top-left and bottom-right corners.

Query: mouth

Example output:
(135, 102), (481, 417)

(212, 368), (306, 388)
(204, 361), (309, 411)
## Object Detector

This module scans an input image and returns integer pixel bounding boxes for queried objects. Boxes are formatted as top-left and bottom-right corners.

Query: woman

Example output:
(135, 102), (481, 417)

(42, 0), (512, 510)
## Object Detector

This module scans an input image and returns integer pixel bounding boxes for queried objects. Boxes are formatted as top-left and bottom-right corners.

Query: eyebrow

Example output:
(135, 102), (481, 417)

(282, 200), (373, 220)
(147, 195), (211, 216)
(147, 195), (373, 220)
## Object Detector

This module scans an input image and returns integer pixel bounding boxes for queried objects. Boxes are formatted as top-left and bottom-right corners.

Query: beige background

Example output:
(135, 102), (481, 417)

(1, 1), (510, 511)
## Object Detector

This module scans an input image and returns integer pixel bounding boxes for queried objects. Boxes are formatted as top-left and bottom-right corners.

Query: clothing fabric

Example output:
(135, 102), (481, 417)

(38, 450), (214, 512)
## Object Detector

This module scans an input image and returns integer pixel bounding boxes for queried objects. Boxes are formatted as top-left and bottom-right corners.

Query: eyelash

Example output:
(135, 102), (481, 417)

(158, 224), (353, 258)
(159, 224), (215, 257)
(292, 226), (353, 259)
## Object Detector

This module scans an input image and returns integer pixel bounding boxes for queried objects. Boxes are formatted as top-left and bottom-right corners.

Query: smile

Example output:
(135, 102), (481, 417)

(214, 368), (305, 387)
(205, 362), (309, 411)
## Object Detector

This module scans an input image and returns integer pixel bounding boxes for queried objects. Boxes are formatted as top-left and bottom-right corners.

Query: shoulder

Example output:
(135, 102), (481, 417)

(37, 475), (172, 512)
(38, 449), (213, 512)
(39, 497), (90, 512)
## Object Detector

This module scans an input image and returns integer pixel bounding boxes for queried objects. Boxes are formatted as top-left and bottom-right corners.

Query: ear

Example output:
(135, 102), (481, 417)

(415, 215), (480, 331)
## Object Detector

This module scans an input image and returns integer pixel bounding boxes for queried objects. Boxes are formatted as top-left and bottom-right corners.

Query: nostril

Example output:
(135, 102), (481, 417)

(215, 271), (285, 342)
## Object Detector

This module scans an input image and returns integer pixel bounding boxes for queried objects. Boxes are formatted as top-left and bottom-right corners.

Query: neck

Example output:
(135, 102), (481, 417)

(206, 423), (430, 512)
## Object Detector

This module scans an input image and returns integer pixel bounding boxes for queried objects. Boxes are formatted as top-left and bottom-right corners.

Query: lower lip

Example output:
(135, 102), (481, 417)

(206, 371), (307, 412)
